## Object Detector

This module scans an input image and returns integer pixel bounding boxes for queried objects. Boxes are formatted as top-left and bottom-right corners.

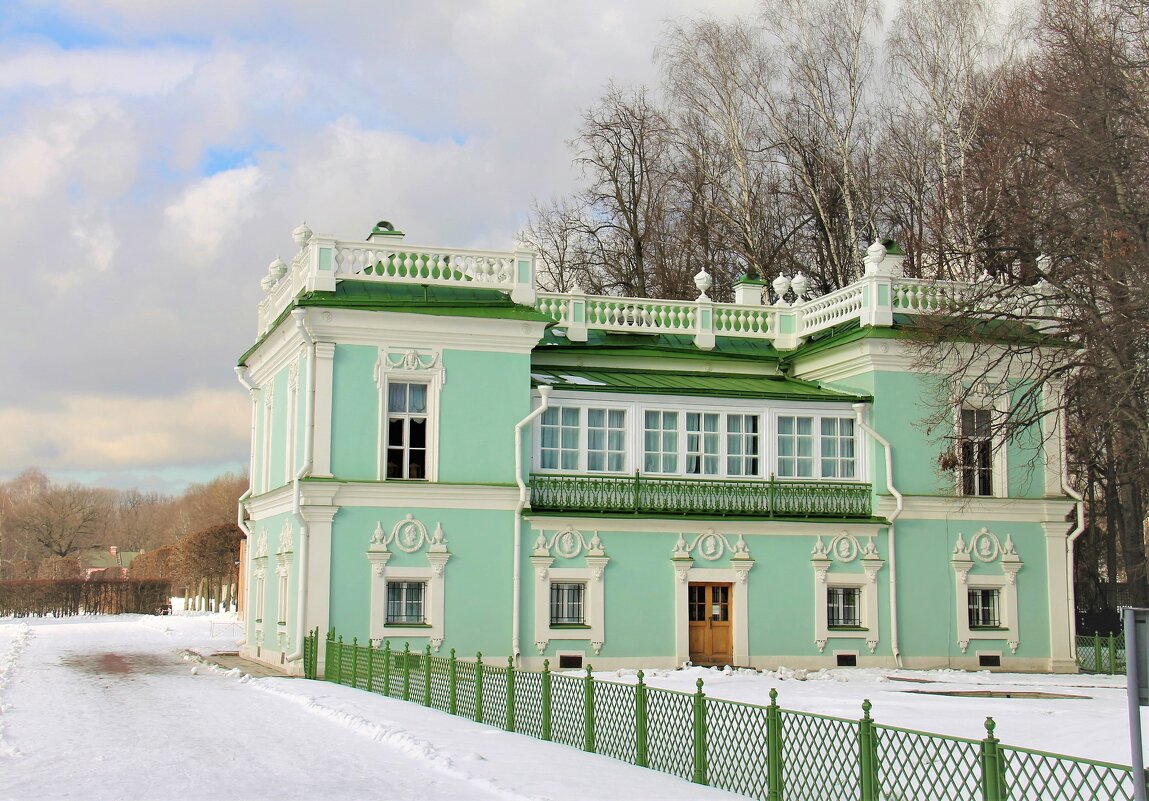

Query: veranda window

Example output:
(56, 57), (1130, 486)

(958, 407), (993, 496)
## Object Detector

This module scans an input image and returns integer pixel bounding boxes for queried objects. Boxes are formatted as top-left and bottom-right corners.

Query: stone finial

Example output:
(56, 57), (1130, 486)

(863, 240), (886, 276)
(292, 222), (313, 248)
(269, 257), (287, 282)
(694, 268), (713, 300)
(772, 274), (791, 306)
(791, 271), (809, 300)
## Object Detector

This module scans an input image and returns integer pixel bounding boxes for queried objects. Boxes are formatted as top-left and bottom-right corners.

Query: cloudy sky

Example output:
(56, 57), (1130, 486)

(0, 0), (760, 494)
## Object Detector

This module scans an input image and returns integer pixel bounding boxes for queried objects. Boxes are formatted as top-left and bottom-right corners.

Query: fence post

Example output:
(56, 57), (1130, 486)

(424, 644), (433, 707)
(449, 649), (458, 716)
(1109, 633), (1118, 675)
(635, 670), (649, 768)
(766, 689), (783, 801)
(692, 678), (708, 786)
(584, 664), (596, 752)
(382, 641), (392, 696)
(475, 652), (484, 723)
(403, 642), (411, 702)
(506, 656), (516, 732)
(980, 717), (1004, 801)
(335, 635), (344, 684)
(367, 639), (376, 691)
(1095, 632), (1102, 672)
(542, 659), (552, 741)
(858, 699), (879, 801)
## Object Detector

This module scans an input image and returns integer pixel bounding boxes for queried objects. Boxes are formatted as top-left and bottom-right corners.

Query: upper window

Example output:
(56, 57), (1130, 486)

(686, 412), (720, 475)
(387, 383), (428, 479)
(541, 407), (581, 470)
(534, 398), (860, 482)
(550, 582), (586, 625)
(968, 588), (1000, 628)
(726, 414), (760, 476)
(587, 409), (626, 472)
(386, 580), (426, 625)
(958, 407), (993, 496)
(644, 410), (679, 473)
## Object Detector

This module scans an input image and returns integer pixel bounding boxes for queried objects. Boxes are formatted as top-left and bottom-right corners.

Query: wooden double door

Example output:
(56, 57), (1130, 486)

(688, 582), (733, 666)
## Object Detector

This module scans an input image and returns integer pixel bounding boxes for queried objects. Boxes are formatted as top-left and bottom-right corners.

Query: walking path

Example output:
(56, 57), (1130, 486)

(0, 615), (738, 801)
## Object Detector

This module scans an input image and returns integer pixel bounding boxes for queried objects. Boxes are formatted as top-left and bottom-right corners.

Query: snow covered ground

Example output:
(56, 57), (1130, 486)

(0, 613), (1138, 801)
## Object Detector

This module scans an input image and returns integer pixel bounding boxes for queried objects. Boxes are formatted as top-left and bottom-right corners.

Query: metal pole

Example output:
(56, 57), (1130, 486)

(1126, 609), (1147, 801)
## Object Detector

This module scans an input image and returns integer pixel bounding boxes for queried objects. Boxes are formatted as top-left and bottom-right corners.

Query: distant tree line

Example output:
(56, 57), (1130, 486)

(523, 0), (1149, 618)
(0, 469), (246, 610)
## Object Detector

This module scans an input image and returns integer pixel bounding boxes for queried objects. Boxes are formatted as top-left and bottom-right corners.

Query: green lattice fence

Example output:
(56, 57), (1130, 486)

(308, 631), (1143, 801)
(1076, 633), (1126, 674)
(780, 709), (861, 800)
(706, 697), (771, 797)
(645, 686), (696, 781)
(874, 723), (982, 801)
(1001, 745), (1139, 801)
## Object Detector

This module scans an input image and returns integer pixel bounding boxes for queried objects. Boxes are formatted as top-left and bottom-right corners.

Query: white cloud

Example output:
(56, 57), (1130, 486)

(163, 166), (264, 262)
(0, 45), (198, 95)
(0, 389), (248, 473)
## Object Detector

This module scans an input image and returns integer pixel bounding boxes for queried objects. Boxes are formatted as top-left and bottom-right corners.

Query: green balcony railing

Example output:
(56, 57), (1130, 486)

(529, 472), (873, 518)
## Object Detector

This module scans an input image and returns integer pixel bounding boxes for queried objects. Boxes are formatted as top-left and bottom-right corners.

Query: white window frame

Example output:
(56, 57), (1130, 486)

(531, 391), (865, 484)
(811, 534), (883, 655)
(530, 528), (608, 655)
(951, 528), (1022, 654)
(954, 401), (1008, 498)
(261, 388), (274, 493)
(254, 570), (266, 623)
(367, 515), (451, 651)
(375, 348), (444, 482)
(775, 413), (858, 480)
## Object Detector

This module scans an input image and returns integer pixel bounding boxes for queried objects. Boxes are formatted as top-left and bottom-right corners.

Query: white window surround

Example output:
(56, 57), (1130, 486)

(671, 530), (755, 666)
(951, 387), (1009, 498)
(811, 533), (884, 654)
(366, 514), (451, 651)
(951, 528), (1022, 654)
(274, 520), (293, 639)
(530, 528), (609, 655)
(261, 388), (274, 493)
(374, 347), (445, 482)
(531, 391), (864, 483)
(284, 360), (299, 486)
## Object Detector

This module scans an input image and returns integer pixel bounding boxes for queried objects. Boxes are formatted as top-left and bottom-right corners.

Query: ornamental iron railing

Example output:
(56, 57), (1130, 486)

(1076, 632), (1126, 674)
(307, 629), (1144, 801)
(529, 472), (873, 518)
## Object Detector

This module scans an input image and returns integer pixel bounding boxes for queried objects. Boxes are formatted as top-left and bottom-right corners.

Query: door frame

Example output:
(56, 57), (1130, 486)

(675, 566), (749, 666)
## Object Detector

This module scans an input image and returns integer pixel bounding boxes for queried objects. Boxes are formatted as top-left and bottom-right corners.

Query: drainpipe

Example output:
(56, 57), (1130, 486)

(1057, 478), (1084, 657)
(285, 308), (316, 664)
(512, 385), (552, 666)
(853, 403), (904, 668)
(234, 366), (258, 644)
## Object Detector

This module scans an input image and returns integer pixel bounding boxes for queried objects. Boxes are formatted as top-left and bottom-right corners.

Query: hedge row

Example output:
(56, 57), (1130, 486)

(0, 579), (172, 617)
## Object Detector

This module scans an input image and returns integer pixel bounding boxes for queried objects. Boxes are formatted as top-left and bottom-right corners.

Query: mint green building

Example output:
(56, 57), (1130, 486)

(237, 223), (1080, 677)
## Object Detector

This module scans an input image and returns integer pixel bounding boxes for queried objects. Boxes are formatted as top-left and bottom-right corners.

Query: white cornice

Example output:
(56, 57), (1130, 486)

(246, 486), (294, 518)
(312, 481), (519, 510)
(305, 308), (546, 354)
(793, 340), (912, 384)
(877, 494), (1076, 523)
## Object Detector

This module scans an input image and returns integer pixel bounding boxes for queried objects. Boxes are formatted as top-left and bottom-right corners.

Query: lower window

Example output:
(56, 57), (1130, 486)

(828, 586), (861, 627)
(968, 588), (1000, 628)
(387, 581), (426, 625)
(550, 582), (586, 625)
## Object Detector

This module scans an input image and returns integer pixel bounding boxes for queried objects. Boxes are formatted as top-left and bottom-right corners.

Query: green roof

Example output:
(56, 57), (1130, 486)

(297, 281), (552, 322)
(529, 366), (869, 402)
(537, 329), (784, 362)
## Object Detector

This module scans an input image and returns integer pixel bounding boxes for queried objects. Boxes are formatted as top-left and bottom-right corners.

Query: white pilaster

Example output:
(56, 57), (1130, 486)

(312, 342), (336, 478)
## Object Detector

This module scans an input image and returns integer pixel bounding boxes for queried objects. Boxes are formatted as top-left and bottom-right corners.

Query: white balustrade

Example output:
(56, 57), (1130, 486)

(256, 227), (1021, 344)
(796, 284), (866, 338)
